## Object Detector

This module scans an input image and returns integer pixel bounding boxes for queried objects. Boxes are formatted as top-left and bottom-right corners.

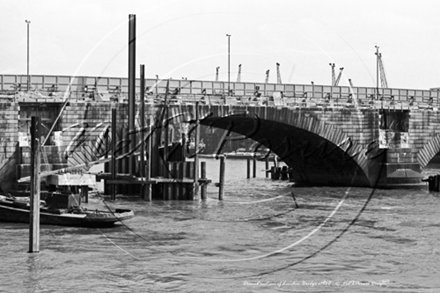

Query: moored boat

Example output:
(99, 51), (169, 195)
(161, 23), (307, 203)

(223, 148), (262, 159)
(0, 194), (134, 228)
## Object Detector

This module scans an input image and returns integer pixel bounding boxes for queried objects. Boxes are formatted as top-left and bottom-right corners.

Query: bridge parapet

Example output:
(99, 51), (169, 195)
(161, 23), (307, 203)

(2, 74), (440, 110)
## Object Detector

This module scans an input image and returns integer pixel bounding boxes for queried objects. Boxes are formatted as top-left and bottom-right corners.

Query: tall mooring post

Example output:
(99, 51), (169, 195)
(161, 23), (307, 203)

(29, 116), (41, 253)
(128, 14), (136, 181)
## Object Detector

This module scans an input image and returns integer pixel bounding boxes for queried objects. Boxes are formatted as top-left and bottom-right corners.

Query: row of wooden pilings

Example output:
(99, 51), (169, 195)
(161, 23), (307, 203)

(102, 103), (229, 201)
(245, 156), (291, 181)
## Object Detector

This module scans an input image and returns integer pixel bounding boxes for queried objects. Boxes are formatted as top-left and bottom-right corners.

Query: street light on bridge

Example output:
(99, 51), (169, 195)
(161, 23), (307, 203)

(226, 34), (231, 96)
(25, 20), (31, 91)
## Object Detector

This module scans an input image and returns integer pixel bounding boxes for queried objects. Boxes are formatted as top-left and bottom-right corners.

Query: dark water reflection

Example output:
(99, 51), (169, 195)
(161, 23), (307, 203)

(1, 159), (440, 292)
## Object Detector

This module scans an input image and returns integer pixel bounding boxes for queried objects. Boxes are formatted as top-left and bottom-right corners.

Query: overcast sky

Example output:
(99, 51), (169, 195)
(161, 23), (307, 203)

(2, 0), (440, 90)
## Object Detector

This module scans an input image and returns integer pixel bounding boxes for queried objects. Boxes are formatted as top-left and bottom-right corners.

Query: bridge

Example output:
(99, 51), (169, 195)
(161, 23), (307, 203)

(2, 74), (440, 190)
(172, 103), (438, 188)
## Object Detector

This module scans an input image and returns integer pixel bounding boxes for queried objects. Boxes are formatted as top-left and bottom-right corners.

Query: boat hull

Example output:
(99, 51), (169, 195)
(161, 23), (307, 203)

(0, 200), (134, 228)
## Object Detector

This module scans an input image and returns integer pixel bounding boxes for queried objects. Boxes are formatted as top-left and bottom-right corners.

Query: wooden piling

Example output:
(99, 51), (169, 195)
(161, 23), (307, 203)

(201, 161), (207, 200)
(29, 116), (41, 253)
(281, 166), (289, 180)
(193, 102), (200, 199)
(111, 107), (117, 200)
(186, 162), (195, 200)
(172, 162), (179, 200)
(104, 132), (110, 195)
(435, 175), (440, 192)
(178, 162), (185, 200)
(144, 124), (152, 201)
(270, 166), (275, 180)
(140, 64), (145, 199)
(219, 155), (225, 200)
(265, 157), (269, 178)
(80, 185), (88, 203)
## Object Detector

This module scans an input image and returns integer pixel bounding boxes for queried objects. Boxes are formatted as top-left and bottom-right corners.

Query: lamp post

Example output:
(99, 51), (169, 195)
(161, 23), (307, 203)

(226, 34), (231, 96)
(375, 45), (380, 100)
(25, 20), (31, 91)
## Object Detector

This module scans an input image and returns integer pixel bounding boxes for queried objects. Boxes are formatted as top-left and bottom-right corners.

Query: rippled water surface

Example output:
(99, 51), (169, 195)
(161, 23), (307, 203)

(1, 159), (440, 292)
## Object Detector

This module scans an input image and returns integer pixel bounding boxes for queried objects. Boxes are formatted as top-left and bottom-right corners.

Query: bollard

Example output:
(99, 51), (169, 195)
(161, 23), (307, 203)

(253, 156), (256, 178)
(247, 158), (250, 179)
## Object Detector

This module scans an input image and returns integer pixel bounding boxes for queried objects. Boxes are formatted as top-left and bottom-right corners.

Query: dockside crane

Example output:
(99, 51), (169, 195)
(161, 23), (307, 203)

(276, 62), (282, 84)
(265, 69), (270, 84)
(237, 64), (242, 82)
(215, 66), (220, 82)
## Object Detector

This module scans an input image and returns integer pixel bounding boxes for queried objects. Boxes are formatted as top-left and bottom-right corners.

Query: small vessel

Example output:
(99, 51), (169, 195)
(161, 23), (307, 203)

(224, 148), (261, 159)
(0, 193), (134, 228)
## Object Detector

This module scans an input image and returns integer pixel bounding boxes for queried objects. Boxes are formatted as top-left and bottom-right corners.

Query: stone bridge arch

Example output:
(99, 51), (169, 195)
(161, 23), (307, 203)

(170, 104), (382, 187)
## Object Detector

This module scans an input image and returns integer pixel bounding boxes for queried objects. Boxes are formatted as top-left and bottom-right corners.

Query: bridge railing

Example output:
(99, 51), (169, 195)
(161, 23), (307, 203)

(1, 74), (440, 109)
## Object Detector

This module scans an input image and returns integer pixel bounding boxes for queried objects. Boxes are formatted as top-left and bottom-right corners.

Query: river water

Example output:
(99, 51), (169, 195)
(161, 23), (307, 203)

(1, 158), (440, 292)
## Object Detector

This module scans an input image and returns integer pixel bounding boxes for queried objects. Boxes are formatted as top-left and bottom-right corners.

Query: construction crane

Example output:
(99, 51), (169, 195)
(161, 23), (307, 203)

(329, 63), (335, 85)
(329, 63), (344, 86)
(236, 64), (242, 82)
(276, 62), (282, 84)
(265, 69), (270, 84)
(334, 67), (344, 86)
(215, 66), (220, 82)
(375, 46), (389, 88)
(348, 78), (354, 88)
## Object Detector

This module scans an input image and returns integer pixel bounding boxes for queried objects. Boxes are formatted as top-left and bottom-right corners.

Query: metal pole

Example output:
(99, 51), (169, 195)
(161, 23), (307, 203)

(226, 34), (231, 96)
(25, 20), (31, 91)
(128, 14), (136, 178)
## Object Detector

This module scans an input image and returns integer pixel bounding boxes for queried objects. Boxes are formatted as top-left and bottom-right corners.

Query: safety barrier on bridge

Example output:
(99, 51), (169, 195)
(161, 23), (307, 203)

(2, 74), (440, 109)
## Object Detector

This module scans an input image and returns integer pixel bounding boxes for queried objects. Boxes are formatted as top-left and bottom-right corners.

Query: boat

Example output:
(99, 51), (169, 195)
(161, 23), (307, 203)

(0, 193), (134, 228)
(223, 148), (261, 159)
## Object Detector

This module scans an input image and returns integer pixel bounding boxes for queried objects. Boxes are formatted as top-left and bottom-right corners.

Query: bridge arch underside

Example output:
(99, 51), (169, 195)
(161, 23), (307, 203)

(201, 116), (370, 187)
